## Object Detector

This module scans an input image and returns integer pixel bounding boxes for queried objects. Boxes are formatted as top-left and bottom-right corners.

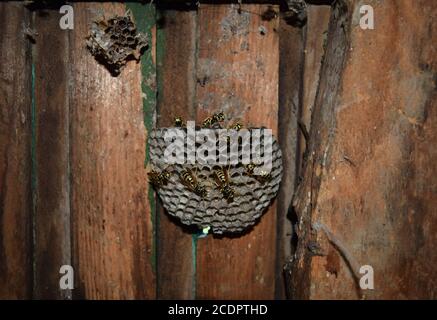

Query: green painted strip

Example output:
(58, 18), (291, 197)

(126, 2), (157, 274)
(155, 9), (165, 116)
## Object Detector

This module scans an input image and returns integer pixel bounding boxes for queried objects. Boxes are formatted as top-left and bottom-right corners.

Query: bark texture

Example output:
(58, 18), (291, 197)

(291, 0), (437, 299)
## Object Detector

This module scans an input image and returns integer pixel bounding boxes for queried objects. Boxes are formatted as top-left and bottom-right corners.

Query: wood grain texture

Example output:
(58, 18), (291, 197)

(297, 5), (331, 173)
(155, 9), (198, 299)
(301, 5), (331, 132)
(69, 2), (155, 299)
(0, 2), (33, 299)
(33, 8), (71, 300)
(275, 18), (303, 299)
(292, 0), (437, 299)
(195, 4), (279, 299)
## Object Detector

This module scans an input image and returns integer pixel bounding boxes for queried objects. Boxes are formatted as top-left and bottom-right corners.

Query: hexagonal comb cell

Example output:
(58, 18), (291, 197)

(148, 128), (283, 235)
(86, 11), (148, 76)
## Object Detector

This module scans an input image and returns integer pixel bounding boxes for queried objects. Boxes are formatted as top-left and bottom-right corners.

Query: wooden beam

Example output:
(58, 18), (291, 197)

(155, 9), (198, 299)
(195, 3), (279, 299)
(69, 2), (156, 299)
(0, 2), (33, 299)
(292, 0), (437, 299)
(298, 5), (330, 172)
(33, 7), (72, 300)
(275, 16), (303, 299)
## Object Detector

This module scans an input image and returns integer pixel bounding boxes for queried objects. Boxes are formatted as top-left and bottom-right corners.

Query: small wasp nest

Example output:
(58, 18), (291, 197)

(283, 0), (308, 26)
(148, 128), (283, 234)
(86, 12), (148, 75)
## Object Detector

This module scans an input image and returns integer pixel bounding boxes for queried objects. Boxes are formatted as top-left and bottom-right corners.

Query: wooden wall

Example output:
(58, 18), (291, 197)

(0, 2), (33, 299)
(1, 0), (436, 300)
(290, 0), (437, 299)
(0, 1), (298, 299)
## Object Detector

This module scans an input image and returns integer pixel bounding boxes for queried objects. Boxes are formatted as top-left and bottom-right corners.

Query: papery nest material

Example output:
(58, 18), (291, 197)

(148, 128), (283, 235)
(86, 11), (148, 76)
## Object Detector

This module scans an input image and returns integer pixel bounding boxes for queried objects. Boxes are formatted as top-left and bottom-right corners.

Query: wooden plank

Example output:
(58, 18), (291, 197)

(301, 5), (331, 131)
(0, 2), (33, 299)
(195, 4), (279, 299)
(69, 2), (156, 299)
(33, 8), (71, 300)
(275, 18), (304, 299)
(292, 0), (437, 299)
(287, 4), (331, 300)
(155, 9), (198, 299)
(298, 5), (331, 171)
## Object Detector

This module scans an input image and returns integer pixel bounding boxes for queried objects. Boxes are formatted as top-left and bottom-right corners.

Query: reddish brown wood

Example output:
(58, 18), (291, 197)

(69, 2), (155, 299)
(298, 5), (331, 172)
(0, 3), (33, 299)
(156, 9), (198, 299)
(195, 4), (279, 299)
(33, 8), (71, 300)
(301, 5), (331, 131)
(291, 0), (437, 299)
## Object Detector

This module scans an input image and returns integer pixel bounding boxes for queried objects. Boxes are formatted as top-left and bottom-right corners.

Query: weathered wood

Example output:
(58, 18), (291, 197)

(195, 4), (279, 299)
(69, 2), (156, 299)
(0, 2), (33, 300)
(298, 5), (331, 172)
(275, 18), (303, 299)
(291, 0), (437, 299)
(33, 8), (71, 300)
(156, 9), (198, 299)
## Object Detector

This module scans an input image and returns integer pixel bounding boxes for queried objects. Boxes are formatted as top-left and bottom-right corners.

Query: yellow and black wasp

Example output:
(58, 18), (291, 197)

(202, 112), (225, 128)
(226, 121), (243, 144)
(255, 170), (272, 184)
(179, 168), (208, 198)
(213, 112), (225, 123)
(148, 169), (171, 188)
(174, 116), (184, 128)
(214, 167), (235, 202)
(244, 163), (272, 185)
(230, 122), (243, 131)
(245, 163), (256, 176)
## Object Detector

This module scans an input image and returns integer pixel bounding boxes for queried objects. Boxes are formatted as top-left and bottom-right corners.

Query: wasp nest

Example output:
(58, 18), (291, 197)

(148, 127), (283, 234)
(86, 12), (148, 75)
(283, 0), (308, 26)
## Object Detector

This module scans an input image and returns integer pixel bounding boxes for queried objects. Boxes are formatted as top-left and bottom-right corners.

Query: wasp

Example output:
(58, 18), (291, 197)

(148, 169), (171, 188)
(244, 163), (272, 185)
(245, 163), (257, 175)
(224, 122), (243, 144)
(214, 167), (235, 202)
(256, 170), (272, 184)
(174, 116), (184, 127)
(213, 112), (225, 123)
(202, 112), (225, 128)
(202, 116), (213, 128)
(180, 169), (208, 198)
(230, 122), (243, 131)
